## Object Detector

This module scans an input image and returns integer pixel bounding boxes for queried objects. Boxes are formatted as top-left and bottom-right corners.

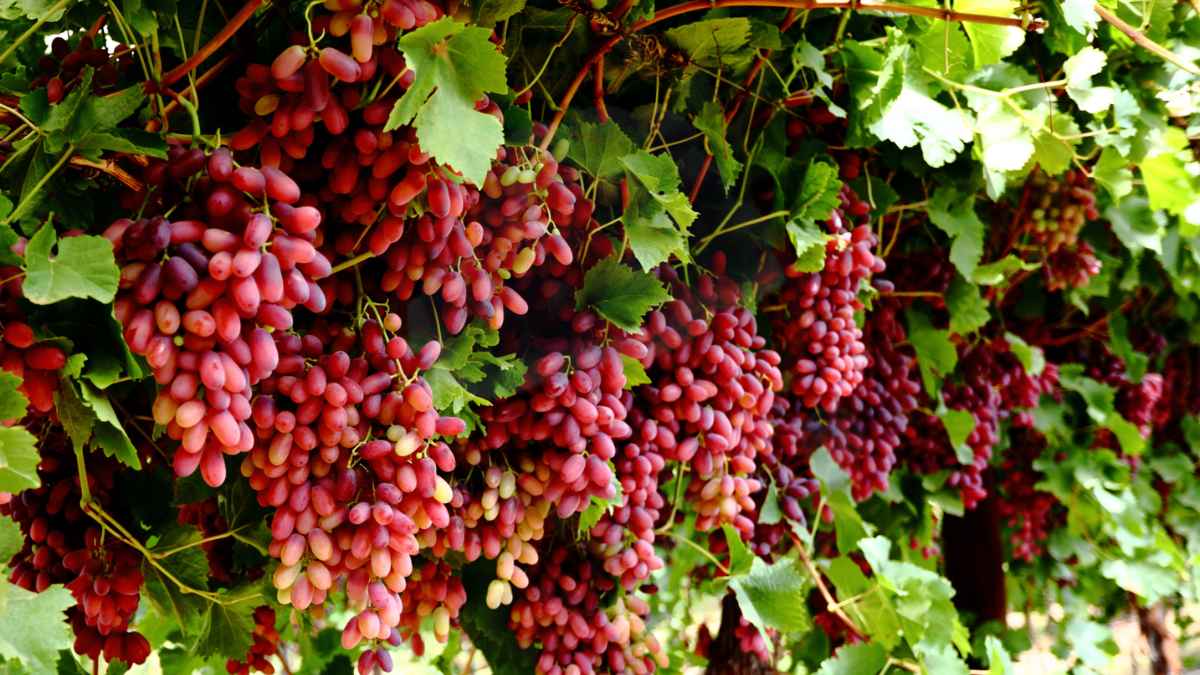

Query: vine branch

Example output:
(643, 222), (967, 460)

(541, 0), (1045, 150)
(1093, 3), (1199, 75)
(159, 0), (264, 88)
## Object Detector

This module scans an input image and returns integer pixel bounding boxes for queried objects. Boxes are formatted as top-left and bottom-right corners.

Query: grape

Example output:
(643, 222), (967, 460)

(226, 607), (282, 675)
(768, 185), (883, 412)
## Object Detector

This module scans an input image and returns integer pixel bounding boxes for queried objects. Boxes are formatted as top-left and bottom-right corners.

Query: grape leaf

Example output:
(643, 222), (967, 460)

(386, 18), (508, 185)
(785, 221), (831, 274)
(620, 354), (650, 389)
(729, 556), (812, 639)
(692, 101), (742, 194)
(567, 121), (636, 182)
(0, 427), (39, 493)
(620, 151), (697, 232)
(1032, 114), (1080, 176)
(927, 188), (985, 278)
(811, 448), (872, 552)
(1107, 313), (1148, 383)
(620, 150), (696, 269)
(664, 18), (755, 73)
(472, 0), (527, 26)
(1004, 332), (1044, 376)
(723, 523), (754, 575)
(946, 277), (989, 335)
(782, 161), (840, 271)
(576, 473), (622, 538)
(624, 208), (689, 271)
(0, 0), (68, 20)
(815, 643), (887, 675)
(938, 406), (976, 464)
(74, 382), (141, 469)
(1063, 47), (1115, 114)
(21, 225), (119, 305)
(576, 257), (670, 331)
(0, 517), (21, 564)
(53, 384), (94, 454)
(0, 372), (27, 422)
(193, 586), (262, 659)
(0, 582), (73, 673)
(905, 309), (957, 396)
(954, 0), (1025, 67)
(985, 635), (1015, 674)
(1138, 129), (1194, 216)
(1093, 147), (1133, 199)
(1061, 0), (1099, 34)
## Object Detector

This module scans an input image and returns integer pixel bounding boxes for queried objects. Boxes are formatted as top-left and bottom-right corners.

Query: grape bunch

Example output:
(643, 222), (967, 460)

(244, 317), (462, 659)
(1020, 169), (1100, 253)
(395, 560), (466, 648)
(31, 33), (135, 104)
(510, 545), (667, 675)
(768, 186), (883, 412)
(109, 144), (330, 487)
(0, 432), (150, 664)
(995, 427), (1061, 561)
(904, 337), (1057, 508)
(1044, 241), (1103, 291)
(634, 262), (784, 536)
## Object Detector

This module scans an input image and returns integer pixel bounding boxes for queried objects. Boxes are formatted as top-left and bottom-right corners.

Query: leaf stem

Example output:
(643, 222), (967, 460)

(152, 524), (251, 558)
(0, 0), (72, 68)
(695, 210), (790, 253)
(667, 531), (730, 575)
(329, 250), (376, 275)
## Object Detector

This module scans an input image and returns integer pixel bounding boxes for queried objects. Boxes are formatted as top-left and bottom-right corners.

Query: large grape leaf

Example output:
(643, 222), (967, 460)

(0, 582), (73, 673)
(21, 225), (119, 305)
(576, 257), (670, 331)
(0, 427), (39, 493)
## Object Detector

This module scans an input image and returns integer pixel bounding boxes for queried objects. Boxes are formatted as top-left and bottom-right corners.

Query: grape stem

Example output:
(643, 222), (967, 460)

(539, 0), (1045, 151)
(329, 250), (377, 275)
(159, 0), (265, 88)
(69, 156), (145, 192)
(1093, 3), (1199, 75)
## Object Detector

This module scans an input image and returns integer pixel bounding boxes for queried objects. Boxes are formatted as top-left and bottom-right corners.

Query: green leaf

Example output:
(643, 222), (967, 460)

(1100, 559), (1177, 602)
(729, 556), (812, 638)
(76, 382), (140, 469)
(1139, 138), (1195, 216)
(386, 18), (508, 185)
(0, 372), (27, 421)
(1107, 313), (1147, 382)
(577, 474), (622, 538)
(0, 582), (74, 673)
(1004, 332), (1044, 376)
(193, 587), (262, 659)
(620, 354), (650, 389)
(0, 517), (22, 568)
(905, 309), (957, 396)
(946, 277), (989, 335)
(723, 523), (754, 576)
(620, 150), (696, 269)
(74, 130), (167, 160)
(566, 121), (636, 182)
(53, 384), (94, 455)
(1064, 619), (1118, 669)
(21, 225), (119, 305)
(870, 83), (973, 168)
(928, 188), (985, 278)
(914, 24), (972, 82)
(785, 221), (831, 274)
(472, 0), (526, 26)
(0, 427), (39, 493)
(692, 101), (742, 194)
(954, 0), (1025, 66)
(620, 151), (697, 231)
(1061, 0), (1099, 33)
(663, 18), (755, 72)
(1093, 147), (1133, 199)
(938, 407), (976, 464)
(1032, 114), (1081, 176)
(969, 254), (1038, 285)
(985, 635), (1015, 674)
(811, 448), (872, 552)
(576, 257), (671, 331)
(815, 643), (887, 675)
(1063, 47), (1115, 113)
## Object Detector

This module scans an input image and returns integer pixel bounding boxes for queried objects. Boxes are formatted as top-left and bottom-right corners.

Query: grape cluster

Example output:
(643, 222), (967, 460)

(31, 34), (135, 103)
(1021, 169), (1100, 253)
(0, 433), (149, 664)
(995, 428), (1060, 561)
(1044, 241), (1102, 291)
(635, 263), (783, 536)
(395, 560), (466, 647)
(109, 144), (329, 487)
(769, 186), (883, 412)
(244, 317), (461, 661)
(795, 298), (921, 500)
(904, 337), (1057, 508)
(226, 606), (282, 675)
(510, 546), (667, 675)
(63, 529), (150, 664)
